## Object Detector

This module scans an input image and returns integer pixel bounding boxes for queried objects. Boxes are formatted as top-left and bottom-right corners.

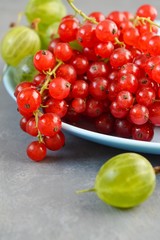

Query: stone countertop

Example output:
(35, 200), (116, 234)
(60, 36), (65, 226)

(1, 1), (160, 240)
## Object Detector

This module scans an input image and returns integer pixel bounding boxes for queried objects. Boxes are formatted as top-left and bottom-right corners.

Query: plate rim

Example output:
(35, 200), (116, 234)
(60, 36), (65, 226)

(2, 65), (160, 155)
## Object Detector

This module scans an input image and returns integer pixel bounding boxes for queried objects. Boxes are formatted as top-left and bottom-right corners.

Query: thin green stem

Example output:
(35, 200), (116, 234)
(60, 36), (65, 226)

(133, 16), (160, 30)
(34, 110), (39, 128)
(67, 0), (126, 48)
(36, 60), (64, 143)
(40, 60), (63, 95)
(40, 75), (50, 95)
(76, 188), (95, 194)
(114, 37), (126, 47)
(51, 60), (64, 78)
(67, 0), (98, 24)
(37, 130), (44, 143)
(34, 110), (43, 143)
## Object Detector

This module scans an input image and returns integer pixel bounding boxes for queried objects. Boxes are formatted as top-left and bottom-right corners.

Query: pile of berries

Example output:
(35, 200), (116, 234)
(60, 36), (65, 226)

(14, 2), (160, 161)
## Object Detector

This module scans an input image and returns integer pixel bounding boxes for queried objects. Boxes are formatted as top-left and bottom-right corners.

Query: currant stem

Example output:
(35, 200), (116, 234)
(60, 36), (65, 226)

(76, 188), (95, 194)
(37, 130), (44, 143)
(34, 110), (43, 143)
(114, 37), (126, 47)
(134, 16), (160, 30)
(67, 0), (98, 24)
(34, 110), (39, 128)
(36, 60), (64, 143)
(51, 60), (64, 78)
(40, 75), (50, 95)
(40, 60), (63, 95)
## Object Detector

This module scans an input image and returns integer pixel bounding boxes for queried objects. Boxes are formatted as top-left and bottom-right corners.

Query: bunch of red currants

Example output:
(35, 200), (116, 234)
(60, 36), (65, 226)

(14, 2), (160, 161)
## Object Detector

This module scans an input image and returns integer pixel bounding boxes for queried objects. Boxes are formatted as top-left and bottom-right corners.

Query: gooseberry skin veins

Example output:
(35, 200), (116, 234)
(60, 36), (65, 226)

(94, 153), (156, 208)
(1, 26), (41, 66)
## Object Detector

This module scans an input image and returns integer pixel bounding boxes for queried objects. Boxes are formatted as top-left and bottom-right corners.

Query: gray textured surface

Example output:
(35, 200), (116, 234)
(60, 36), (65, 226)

(1, 0), (160, 240)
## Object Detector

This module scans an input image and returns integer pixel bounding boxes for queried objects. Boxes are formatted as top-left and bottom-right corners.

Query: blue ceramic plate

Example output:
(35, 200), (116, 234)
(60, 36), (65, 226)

(3, 65), (160, 155)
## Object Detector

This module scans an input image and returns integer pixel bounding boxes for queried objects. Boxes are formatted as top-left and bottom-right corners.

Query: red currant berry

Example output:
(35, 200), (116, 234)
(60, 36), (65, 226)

(89, 77), (109, 100)
(147, 36), (160, 56)
(38, 113), (62, 137)
(49, 77), (71, 100)
(138, 32), (155, 53)
(114, 118), (132, 138)
(138, 77), (158, 94)
(85, 98), (104, 118)
(137, 22), (158, 35)
(58, 18), (79, 42)
(61, 15), (80, 23)
(118, 63), (140, 78)
(19, 116), (29, 132)
(144, 56), (160, 78)
(83, 47), (98, 61)
(108, 71), (118, 81)
(87, 61), (109, 81)
(94, 41), (114, 58)
(54, 42), (73, 62)
(18, 108), (33, 118)
(129, 47), (142, 59)
(44, 131), (65, 151)
(123, 27), (140, 46)
(95, 113), (114, 134)
(132, 122), (154, 141)
(119, 20), (133, 34)
(123, 11), (134, 20)
(33, 73), (46, 86)
(71, 98), (86, 113)
(26, 117), (38, 137)
(69, 54), (89, 75)
(116, 90), (134, 109)
(48, 38), (60, 52)
(106, 80), (119, 102)
(14, 82), (35, 98)
(64, 105), (80, 124)
(136, 87), (156, 106)
(17, 88), (41, 113)
(33, 50), (56, 72)
(151, 63), (160, 84)
(95, 19), (118, 42)
(136, 4), (157, 21)
(107, 11), (126, 27)
(110, 101), (128, 119)
(27, 141), (47, 162)
(71, 80), (89, 98)
(133, 53), (150, 70)
(148, 102), (160, 126)
(88, 11), (105, 22)
(77, 23), (98, 48)
(102, 98), (111, 112)
(56, 64), (77, 85)
(44, 98), (68, 118)
(110, 48), (133, 69)
(129, 104), (149, 125)
(117, 74), (138, 94)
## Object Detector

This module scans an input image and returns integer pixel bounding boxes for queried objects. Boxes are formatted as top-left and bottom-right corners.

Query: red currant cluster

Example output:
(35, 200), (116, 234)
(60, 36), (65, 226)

(14, 2), (160, 161)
